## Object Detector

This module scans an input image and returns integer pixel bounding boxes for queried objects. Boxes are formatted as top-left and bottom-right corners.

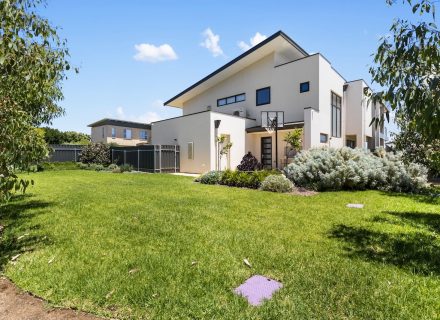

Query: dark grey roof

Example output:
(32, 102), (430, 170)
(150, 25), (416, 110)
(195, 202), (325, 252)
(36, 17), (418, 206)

(88, 118), (151, 130)
(164, 30), (308, 106)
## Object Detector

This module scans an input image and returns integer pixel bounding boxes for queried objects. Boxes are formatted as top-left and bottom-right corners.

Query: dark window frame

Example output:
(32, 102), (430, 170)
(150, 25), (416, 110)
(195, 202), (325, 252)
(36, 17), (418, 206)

(331, 92), (342, 138)
(300, 81), (310, 93)
(256, 87), (271, 106)
(217, 93), (246, 107)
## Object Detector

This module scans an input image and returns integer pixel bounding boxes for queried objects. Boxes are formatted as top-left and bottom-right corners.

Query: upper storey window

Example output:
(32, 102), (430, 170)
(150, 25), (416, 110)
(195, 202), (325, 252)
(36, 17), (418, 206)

(256, 87), (270, 106)
(217, 93), (246, 107)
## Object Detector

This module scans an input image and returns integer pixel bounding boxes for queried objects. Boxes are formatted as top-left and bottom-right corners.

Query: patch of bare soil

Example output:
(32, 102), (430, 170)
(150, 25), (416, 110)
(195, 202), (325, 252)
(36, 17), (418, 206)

(0, 277), (104, 320)
(290, 188), (318, 196)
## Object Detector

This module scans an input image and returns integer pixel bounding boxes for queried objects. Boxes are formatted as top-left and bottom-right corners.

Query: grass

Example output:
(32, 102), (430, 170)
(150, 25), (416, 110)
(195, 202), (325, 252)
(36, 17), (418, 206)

(1, 170), (439, 319)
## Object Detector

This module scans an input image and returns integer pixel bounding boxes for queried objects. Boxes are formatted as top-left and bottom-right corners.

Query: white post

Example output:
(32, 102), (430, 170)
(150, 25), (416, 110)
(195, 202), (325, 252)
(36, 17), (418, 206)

(174, 145), (177, 173)
(159, 145), (162, 173)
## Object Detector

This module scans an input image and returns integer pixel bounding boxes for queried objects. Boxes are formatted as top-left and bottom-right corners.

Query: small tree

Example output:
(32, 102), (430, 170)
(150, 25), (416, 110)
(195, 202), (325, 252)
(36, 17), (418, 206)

(0, 0), (73, 203)
(80, 143), (110, 165)
(284, 129), (303, 151)
(217, 135), (232, 170)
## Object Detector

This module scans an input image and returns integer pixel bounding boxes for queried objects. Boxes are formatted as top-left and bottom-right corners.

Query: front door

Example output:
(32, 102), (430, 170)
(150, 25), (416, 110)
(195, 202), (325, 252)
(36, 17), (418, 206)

(261, 137), (272, 169)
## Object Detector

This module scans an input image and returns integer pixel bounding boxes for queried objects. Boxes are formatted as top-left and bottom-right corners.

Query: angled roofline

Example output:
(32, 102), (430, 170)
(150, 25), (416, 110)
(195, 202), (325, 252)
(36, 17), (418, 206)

(164, 30), (308, 106)
(88, 118), (151, 130)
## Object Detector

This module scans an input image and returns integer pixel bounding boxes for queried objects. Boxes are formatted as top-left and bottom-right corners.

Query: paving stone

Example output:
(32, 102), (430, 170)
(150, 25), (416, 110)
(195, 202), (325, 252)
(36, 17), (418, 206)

(234, 275), (282, 306)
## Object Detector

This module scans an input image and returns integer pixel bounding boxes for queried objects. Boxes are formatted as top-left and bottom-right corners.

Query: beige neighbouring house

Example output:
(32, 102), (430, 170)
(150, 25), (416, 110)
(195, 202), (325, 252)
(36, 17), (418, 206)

(152, 30), (388, 174)
(88, 118), (151, 146)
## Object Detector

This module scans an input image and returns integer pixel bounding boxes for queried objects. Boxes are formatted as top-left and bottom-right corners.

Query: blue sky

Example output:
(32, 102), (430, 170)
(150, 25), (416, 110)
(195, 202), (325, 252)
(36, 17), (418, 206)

(41, 0), (418, 133)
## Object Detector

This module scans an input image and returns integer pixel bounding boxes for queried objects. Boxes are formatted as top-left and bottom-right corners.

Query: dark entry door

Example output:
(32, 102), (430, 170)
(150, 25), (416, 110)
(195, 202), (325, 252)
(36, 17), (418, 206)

(261, 137), (272, 169)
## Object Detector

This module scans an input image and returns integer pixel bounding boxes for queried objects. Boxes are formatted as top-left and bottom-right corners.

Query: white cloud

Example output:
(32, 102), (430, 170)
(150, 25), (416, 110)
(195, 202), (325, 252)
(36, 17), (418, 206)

(133, 43), (178, 63)
(200, 28), (224, 57)
(238, 32), (267, 51)
(111, 99), (178, 124)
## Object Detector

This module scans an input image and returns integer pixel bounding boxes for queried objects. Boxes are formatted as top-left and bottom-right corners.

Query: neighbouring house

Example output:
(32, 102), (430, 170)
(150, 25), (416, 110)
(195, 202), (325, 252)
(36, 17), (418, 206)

(152, 30), (388, 173)
(88, 118), (151, 146)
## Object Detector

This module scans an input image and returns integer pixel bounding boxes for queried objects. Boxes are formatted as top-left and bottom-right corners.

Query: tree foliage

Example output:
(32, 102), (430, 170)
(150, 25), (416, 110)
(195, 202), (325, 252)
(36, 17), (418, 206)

(0, 101), (48, 202)
(284, 128), (303, 150)
(369, 0), (439, 141)
(42, 127), (90, 145)
(80, 143), (110, 165)
(0, 0), (72, 202)
(393, 116), (440, 178)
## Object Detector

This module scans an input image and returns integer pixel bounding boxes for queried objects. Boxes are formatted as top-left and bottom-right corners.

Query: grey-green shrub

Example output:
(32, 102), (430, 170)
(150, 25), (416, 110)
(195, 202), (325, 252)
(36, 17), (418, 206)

(285, 147), (427, 192)
(108, 163), (118, 171)
(260, 175), (294, 193)
(119, 164), (133, 173)
(199, 171), (223, 184)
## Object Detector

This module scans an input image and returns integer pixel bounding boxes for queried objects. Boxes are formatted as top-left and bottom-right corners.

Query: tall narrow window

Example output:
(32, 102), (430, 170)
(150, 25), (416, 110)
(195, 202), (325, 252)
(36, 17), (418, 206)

(102, 127), (105, 138)
(331, 92), (341, 137)
(188, 142), (194, 160)
(111, 127), (116, 138)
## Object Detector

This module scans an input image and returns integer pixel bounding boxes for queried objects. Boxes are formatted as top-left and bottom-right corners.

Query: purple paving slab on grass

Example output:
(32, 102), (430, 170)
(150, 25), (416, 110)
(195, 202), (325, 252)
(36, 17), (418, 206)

(234, 275), (283, 306)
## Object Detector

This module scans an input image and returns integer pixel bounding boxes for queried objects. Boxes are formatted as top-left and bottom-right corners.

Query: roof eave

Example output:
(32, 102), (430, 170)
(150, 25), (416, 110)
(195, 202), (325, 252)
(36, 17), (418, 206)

(164, 30), (308, 107)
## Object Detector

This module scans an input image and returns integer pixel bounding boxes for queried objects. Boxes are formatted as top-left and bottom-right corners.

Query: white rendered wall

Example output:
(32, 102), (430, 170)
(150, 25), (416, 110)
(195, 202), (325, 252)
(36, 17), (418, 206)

(151, 112), (212, 173)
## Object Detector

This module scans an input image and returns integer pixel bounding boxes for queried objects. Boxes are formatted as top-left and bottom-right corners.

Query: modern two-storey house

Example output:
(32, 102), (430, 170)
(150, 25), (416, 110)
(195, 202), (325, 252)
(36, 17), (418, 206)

(152, 31), (387, 173)
(89, 118), (151, 146)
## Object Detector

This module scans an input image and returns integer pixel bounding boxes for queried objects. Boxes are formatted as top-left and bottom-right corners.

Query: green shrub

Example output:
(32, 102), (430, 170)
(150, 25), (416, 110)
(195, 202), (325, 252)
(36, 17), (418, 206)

(108, 163), (118, 171)
(260, 174), (294, 193)
(80, 143), (110, 165)
(219, 169), (280, 189)
(112, 167), (122, 173)
(199, 171), (223, 184)
(285, 147), (428, 192)
(88, 164), (105, 171)
(120, 164), (133, 173)
(78, 163), (89, 170)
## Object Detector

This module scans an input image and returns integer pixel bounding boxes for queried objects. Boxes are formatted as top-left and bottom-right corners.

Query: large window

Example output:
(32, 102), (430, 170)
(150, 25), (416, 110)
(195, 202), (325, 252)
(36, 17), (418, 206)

(256, 87), (270, 106)
(123, 128), (132, 139)
(331, 92), (341, 138)
(217, 93), (246, 107)
(111, 127), (116, 138)
(139, 130), (148, 140)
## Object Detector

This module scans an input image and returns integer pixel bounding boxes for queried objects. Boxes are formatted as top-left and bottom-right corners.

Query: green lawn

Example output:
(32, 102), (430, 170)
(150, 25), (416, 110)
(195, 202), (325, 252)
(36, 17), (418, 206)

(1, 170), (439, 319)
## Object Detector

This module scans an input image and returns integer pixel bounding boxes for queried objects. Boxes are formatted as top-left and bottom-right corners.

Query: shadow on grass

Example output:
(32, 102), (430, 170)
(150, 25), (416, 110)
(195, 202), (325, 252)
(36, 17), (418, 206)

(379, 189), (440, 205)
(0, 195), (53, 270)
(330, 213), (440, 276)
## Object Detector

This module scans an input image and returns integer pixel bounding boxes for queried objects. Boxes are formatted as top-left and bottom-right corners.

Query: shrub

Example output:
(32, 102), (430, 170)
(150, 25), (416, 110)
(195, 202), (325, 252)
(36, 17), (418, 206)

(112, 167), (122, 173)
(199, 171), (223, 184)
(285, 147), (428, 192)
(108, 163), (118, 171)
(120, 164), (133, 173)
(78, 163), (89, 170)
(92, 164), (105, 171)
(219, 169), (280, 189)
(80, 143), (110, 165)
(237, 152), (262, 171)
(260, 175), (294, 193)
(36, 161), (80, 171)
